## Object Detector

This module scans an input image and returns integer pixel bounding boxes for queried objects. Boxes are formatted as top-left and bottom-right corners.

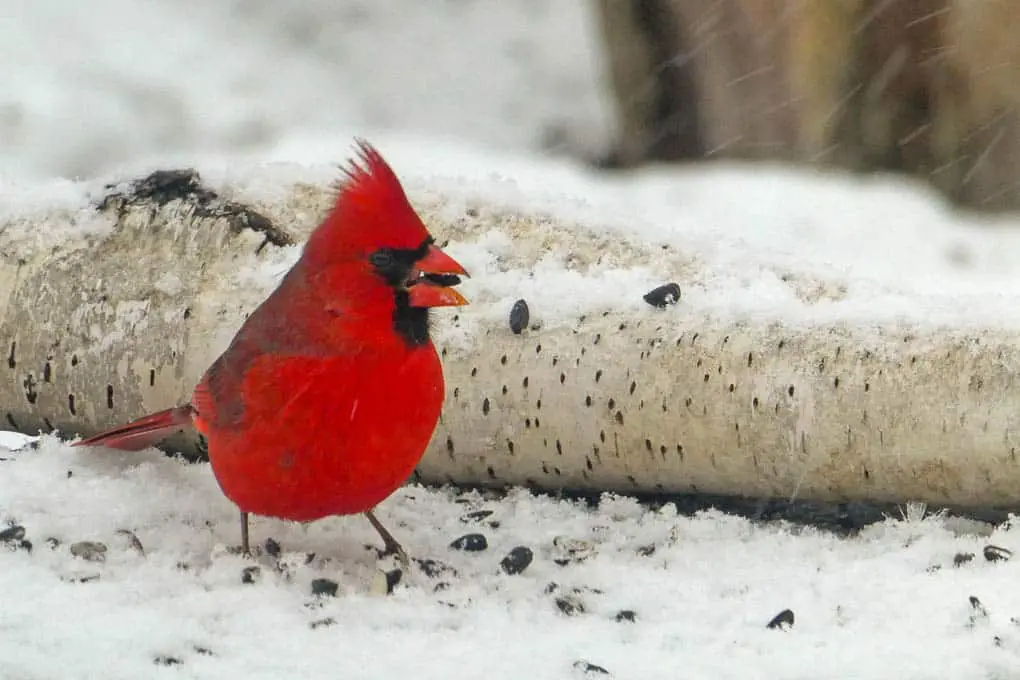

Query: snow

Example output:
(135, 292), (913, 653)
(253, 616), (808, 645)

(23, 133), (1015, 353)
(7, 1), (1020, 677)
(200, 141), (1020, 342)
(3, 436), (1020, 679)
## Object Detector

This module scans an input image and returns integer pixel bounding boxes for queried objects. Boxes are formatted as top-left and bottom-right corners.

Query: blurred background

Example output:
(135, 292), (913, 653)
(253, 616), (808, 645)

(3, 0), (1020, 213)
(0, 0), (614, 179)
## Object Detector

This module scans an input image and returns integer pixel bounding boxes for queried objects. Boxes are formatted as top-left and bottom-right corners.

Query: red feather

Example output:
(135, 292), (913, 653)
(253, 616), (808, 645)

(74, 406), (193, 452)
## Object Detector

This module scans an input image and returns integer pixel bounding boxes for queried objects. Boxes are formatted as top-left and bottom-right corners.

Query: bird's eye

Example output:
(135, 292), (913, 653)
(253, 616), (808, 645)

(369, 250), (395, 270)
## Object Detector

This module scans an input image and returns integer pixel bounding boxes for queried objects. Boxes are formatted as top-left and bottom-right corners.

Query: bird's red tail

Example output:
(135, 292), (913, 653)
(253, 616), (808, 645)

(72, 405), (194, 452)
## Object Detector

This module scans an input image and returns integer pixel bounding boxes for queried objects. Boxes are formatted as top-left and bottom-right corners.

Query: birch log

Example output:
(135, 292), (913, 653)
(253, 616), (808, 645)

(3, 168), (1020, 512)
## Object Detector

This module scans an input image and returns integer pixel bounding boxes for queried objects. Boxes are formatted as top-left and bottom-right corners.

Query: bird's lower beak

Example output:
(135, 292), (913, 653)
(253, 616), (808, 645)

(407, 244), (470, 308)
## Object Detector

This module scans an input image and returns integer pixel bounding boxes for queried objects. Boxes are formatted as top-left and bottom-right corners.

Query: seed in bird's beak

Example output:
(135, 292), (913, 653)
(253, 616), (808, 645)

(407, 244), (470, 308)
(415, 243), (469, 278)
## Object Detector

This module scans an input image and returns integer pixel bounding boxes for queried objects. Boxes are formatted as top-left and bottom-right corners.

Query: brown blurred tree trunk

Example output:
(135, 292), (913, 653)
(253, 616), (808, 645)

(593, 0), (1020, 211)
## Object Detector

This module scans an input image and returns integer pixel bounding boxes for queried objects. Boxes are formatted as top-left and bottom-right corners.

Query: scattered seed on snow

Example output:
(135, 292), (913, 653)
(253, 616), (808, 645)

(70, 541), (107, 562)
(984, 545), (1012, 562)
(954, 552), (975, 567)
(310, 578), (339, 597)
(766, 609), (795, 630)
(60, 572), (100, 584)
(309, 618), (336, 630)
(0, 525), (26, 543)
(241, 566), (261, 585)
(153, 656), (182, 667)
(500, 546), (534, 575)
(114, 529), (145, 556)
(263, 538), (282, 557)
(573, 660), (610, 676)
(555, 595), (585, 616)
(449, 533), (488, 552)
(460, 510), (494, 523)
(414, 557), (458, 579)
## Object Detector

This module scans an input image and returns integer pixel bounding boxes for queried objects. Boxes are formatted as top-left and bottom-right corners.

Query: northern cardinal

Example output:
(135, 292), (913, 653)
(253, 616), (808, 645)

(74, 140), (469, 564)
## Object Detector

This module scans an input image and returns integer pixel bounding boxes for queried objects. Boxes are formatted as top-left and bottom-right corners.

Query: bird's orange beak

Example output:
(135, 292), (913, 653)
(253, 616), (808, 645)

(408, 244), (470, 308)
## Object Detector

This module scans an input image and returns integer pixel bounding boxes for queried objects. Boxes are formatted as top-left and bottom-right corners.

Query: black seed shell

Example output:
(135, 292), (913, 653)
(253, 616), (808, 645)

(643, 282), (681, 308)
(509, 299), (530, 334)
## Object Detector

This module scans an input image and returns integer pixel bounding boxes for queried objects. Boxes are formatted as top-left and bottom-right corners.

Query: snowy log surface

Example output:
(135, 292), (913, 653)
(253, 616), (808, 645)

(4, 165), (1020, 513)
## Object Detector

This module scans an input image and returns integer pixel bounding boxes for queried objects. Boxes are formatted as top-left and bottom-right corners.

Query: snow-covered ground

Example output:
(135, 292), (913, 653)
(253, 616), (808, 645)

(7, 1), (1020, 678)
(4, 434), (1020, 679)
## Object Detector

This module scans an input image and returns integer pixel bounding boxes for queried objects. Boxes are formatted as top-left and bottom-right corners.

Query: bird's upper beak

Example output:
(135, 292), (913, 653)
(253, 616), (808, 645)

(407, 243), (470, 308)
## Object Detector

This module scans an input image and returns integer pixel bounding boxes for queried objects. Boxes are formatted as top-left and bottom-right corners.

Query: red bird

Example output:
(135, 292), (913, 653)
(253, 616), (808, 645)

(74, 141), (469, 563)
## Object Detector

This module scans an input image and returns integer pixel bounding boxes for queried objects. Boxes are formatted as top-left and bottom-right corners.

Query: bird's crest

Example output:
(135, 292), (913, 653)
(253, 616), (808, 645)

(305, 139), (432, 263)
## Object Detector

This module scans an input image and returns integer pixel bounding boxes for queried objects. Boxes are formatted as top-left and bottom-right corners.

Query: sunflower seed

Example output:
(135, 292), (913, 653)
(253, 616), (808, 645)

(643, 283), (681, 308)
(310, 578), (338, 597)
(555, 595), (586, 616)
(984, 545), (1013, 562)
(500, 546), (534, 575)
(573, 660), (611, 675)
(450, 533), (488, 552)
(509, 299), (530, 335)
(953, 552), (975, 567)
(0, 525), (26, 543)
(70, 541), (107, 563)
(766, 609), (795, 630)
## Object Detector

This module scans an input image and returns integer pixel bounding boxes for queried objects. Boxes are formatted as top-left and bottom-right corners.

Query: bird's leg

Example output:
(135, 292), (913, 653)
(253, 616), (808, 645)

(239, 511), (251, 556)
(364, 509), (410, 571)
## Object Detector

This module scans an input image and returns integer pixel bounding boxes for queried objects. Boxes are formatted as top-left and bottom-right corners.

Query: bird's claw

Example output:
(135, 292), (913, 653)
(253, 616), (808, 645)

(376, 541), (411, 572)
(393, 547), (411, 573)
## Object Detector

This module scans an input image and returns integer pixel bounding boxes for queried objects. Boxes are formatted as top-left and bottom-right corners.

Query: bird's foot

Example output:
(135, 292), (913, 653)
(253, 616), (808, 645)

(379, 542), (411, 573)
(220, 511), (257, 558)
(364, 509), (411, 572)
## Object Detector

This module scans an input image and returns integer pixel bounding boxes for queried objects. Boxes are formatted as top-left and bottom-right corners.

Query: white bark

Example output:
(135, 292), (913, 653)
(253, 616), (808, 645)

(3, 169), (1019, 510)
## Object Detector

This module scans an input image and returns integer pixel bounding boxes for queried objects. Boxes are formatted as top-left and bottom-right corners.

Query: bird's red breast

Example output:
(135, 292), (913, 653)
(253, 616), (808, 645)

(187, 140), (469, 522)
